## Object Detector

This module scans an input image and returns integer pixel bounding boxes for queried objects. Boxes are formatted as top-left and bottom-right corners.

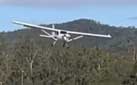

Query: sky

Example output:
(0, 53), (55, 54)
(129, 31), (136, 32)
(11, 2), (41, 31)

(0, 0), (137, 32)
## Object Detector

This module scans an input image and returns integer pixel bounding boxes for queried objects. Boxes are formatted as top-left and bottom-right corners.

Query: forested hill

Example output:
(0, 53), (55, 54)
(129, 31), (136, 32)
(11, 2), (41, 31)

(1, 19), (137, 53)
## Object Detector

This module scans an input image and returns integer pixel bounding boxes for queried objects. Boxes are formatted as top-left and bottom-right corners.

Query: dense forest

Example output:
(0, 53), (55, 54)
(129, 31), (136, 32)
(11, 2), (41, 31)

(0, 19), (137, 85)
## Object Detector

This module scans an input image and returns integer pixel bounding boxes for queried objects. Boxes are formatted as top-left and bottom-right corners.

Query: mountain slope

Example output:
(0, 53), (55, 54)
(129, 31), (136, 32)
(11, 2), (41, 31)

(1, 19), (137, 54)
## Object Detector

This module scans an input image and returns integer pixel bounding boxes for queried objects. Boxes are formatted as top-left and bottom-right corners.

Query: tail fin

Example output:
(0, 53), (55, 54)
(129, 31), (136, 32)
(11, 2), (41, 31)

(52, 24), (55, 29)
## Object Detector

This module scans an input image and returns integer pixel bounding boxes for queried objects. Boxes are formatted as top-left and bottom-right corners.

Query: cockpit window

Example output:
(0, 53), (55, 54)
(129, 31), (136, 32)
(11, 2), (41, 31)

(60, 31), (67, 34)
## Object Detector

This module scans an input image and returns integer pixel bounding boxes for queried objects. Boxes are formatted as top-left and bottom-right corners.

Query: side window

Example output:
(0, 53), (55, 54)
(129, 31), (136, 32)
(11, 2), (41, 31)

(56, 31), (59, 35)
(60, 31), (67, 34)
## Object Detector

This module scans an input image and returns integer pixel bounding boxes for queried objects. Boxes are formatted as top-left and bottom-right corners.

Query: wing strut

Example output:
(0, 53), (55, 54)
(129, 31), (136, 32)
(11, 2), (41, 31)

(66, 36), (83, 42)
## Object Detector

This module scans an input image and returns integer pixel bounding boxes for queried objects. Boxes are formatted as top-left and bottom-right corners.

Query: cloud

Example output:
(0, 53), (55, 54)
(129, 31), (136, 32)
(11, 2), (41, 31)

(0, 0), (137, 8)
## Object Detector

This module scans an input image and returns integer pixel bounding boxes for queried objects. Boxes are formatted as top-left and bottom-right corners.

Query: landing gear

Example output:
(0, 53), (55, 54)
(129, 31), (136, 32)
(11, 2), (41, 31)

(51, 40), (57, 47)
(63, 42), (69, 48)
(51, 40), (69, 48)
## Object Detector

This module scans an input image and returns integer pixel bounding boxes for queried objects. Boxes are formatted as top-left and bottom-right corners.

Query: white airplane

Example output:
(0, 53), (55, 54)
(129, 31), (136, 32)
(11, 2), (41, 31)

(13, 20), (111, 47)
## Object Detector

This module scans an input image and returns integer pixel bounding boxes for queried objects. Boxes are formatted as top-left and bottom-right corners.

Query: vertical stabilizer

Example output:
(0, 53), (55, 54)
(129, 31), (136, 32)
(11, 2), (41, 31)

(52, 24), (55, 29)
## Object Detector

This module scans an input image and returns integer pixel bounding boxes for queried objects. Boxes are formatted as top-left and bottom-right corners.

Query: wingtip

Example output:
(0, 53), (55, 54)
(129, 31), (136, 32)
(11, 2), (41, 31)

(12, 19), (19, 23)
(12, 20), (28, 26)
(107, 34), (112, 38)
(12, 20), (16, 24)
(12, 20), (21, 25)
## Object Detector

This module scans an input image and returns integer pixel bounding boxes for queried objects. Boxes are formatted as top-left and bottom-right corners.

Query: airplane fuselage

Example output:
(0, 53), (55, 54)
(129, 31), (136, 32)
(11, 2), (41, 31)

(52, 31), (71, 42)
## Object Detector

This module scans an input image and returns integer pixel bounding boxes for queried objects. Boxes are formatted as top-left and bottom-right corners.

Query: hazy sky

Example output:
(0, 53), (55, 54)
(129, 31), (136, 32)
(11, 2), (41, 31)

(0, 0), (137, 31)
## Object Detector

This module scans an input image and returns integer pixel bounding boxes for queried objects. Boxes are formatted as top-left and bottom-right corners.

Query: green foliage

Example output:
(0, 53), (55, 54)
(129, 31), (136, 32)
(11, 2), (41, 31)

(0, 38), (135, 85)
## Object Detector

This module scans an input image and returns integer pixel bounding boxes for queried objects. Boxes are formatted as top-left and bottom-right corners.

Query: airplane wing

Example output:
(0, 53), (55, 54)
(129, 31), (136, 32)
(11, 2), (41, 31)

(13, 20), (60, 31)
(66, 30), (111, 38)
(13, 20), (111, 38)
